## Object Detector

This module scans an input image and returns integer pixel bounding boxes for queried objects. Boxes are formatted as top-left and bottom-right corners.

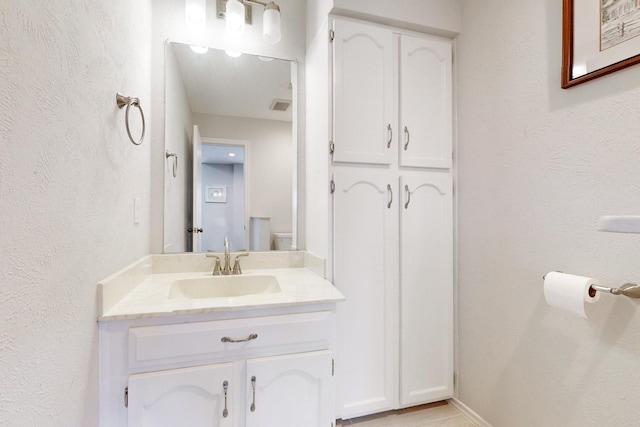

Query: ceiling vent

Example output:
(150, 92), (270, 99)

(270, 99), (291, 112)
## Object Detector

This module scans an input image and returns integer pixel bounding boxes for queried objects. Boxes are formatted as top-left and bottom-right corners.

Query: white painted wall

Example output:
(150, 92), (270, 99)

(163, 43), (193, 253)
(193, 114), (293, 238)
(457, 1), (640, 426)
(0, 1), (152, 426)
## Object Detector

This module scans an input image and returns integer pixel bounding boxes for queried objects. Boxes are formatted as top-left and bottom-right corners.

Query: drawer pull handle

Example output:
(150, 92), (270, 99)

(250, 376), (257, 412)
(222, 381), (229, 418)
(221, 333), (258, 343)
(387, 124), (393, 148)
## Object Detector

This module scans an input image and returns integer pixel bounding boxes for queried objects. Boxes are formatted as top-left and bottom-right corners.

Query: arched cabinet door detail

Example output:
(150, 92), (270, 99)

(245, 350), (334, 427)
(399, 35), (452, 169)
(128, 363), (234, 427)
(332, 169), (399, 418)
(399, 172), (453, 406)
(332, 18), (394, 165)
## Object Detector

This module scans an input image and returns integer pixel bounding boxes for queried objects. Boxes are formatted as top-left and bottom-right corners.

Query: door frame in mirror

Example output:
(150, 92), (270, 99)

(200, 137), (250, 252)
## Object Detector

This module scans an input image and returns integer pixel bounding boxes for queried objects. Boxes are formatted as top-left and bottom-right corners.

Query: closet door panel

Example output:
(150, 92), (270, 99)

(399, 35), (452, 169)
(332, 168), (399, 417)
(399, 171), (453, 406)
(332, 18), (394, 165)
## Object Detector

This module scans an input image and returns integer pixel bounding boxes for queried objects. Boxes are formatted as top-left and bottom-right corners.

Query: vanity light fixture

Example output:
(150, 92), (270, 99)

(216, 0), (282, 45)
(185, 0), (207, 32)
(225, 0), (246, 37)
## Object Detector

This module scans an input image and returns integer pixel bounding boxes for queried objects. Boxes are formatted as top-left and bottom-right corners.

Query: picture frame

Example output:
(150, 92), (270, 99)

(205, 185), (227, 203)
(562, 0), (640, 88)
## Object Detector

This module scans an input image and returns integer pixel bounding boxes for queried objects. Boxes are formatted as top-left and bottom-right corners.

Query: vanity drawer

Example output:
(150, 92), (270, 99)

(128, 311), (333, 369)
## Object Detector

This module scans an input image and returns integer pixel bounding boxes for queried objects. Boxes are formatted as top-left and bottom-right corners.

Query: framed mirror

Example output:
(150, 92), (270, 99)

(163, 41), (296, 253)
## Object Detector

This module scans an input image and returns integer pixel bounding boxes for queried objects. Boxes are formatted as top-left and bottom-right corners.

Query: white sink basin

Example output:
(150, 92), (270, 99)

(168, 275), (281, 299)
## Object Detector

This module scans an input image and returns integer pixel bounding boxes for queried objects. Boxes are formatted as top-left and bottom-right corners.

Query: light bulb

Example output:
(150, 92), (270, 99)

(190, 45), (209, 54)
(263, 2), (281, 44)
(226, 0), (245, 37)
(185, 0), (206, 32)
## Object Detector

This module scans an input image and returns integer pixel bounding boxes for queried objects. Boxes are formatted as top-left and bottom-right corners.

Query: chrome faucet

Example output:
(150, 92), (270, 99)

(207, 237), (248, 275)
(222, 236), (232, 275)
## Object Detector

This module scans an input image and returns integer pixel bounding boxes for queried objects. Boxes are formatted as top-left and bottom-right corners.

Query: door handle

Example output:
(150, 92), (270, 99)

(187, 227), (203, 233)
(387, 184), (393, 209)
(387, 124), (393, 148)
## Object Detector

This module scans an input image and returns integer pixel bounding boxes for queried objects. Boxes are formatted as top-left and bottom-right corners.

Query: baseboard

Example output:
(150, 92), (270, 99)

(447, 398), (493, 427)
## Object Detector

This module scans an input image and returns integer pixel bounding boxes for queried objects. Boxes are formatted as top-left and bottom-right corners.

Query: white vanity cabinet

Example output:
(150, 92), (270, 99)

(330, 16), (454, 419)
(100, 309), (337, 427)
(330, 17), (452, 169)
(128, 363), (234, 427)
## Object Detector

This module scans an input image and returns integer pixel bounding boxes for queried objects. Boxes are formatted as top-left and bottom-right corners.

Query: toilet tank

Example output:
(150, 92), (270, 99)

(273, 232), (292, 251)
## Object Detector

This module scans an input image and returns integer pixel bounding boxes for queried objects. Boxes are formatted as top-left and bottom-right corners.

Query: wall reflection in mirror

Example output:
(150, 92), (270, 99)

(164, 41), (295, 254)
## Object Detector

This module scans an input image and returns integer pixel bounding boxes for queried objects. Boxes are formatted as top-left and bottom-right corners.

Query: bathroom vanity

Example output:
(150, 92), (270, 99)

(98, 252), (344, 427)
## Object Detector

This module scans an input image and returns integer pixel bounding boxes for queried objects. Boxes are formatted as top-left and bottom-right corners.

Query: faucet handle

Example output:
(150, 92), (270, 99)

(206, 254), (222, 275)
(232, 253), (249, 275)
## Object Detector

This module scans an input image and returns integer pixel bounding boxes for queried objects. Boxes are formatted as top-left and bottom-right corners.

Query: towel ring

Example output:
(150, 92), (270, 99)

(116, 93), (145, 145)
(165, 150), (178, 177)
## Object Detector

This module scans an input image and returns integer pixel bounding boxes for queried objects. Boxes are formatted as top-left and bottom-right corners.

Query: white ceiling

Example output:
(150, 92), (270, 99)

(172, 42), (293, 122)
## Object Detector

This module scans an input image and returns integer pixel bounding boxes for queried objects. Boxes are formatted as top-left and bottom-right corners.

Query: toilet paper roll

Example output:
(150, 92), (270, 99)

(543, 272), (600, 318)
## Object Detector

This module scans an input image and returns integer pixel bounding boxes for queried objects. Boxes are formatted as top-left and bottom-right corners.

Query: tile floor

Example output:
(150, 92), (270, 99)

(337, 401), (477, 427)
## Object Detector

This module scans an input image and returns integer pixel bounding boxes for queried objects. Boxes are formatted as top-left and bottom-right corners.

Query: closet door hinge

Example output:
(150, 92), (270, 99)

(330, 179), (335, 194)
(329, 141), (335, 155)
(124, 386), (129, 408)
(329, 29), (335, 42)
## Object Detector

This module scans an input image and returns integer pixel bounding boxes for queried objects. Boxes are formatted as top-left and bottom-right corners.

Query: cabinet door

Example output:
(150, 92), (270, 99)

(399, 35), (452, 169)
(399, 171), (453, 406)
(332, 18), (395, 165)
(245, 350), (333, 427)
(332, 168), (399, 417)
(128, 363), (234, 427)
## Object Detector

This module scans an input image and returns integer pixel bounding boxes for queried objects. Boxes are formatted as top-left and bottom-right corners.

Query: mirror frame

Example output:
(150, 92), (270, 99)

(163, 41), (298, 253)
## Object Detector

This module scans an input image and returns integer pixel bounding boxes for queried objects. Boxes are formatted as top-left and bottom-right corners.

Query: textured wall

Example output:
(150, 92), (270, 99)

(457, 1), (640, 426)
(0, 1), (152, 426)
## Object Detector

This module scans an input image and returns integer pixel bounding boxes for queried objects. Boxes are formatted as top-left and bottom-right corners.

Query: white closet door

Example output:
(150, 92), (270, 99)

(399, 35), (452, 169)
(399, 171), (453, 406)
(245, 350), (333, 427)
(332, 18), (395, 165)
(128, 363), (233, 427)
(332, 168), (399, 418)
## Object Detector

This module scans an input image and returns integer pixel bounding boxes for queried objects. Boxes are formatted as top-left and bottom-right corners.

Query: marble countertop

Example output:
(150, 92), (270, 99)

(99, 267), (345, 321)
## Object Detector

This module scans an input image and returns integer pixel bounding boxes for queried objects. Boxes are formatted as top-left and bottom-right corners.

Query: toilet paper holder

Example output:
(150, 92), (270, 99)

(589, 283), (640, 298)
(543, 272), (640, 299)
